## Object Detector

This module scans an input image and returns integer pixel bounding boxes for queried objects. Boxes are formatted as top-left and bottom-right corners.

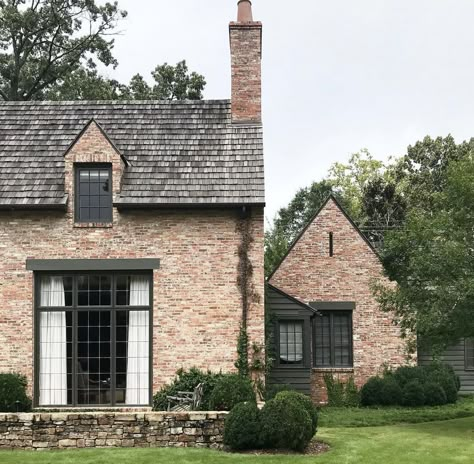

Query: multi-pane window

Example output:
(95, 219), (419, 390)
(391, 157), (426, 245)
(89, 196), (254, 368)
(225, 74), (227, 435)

(466, 339), (474, 370)
(75, 165), (112, 223)
(279, 321), (304, 365)
(314, 311), (353, 367)
(36, 273), (151, 407)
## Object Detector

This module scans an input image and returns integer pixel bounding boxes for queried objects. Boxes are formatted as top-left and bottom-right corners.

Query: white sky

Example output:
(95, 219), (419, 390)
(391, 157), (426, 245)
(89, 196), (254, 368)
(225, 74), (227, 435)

(109, 0), (474, 222)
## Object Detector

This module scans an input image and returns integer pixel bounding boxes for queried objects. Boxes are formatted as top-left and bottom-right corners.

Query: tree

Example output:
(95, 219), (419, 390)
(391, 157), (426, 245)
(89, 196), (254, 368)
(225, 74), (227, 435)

(0, 0), (127, 101)
(376, 153), (474, 351)
(45, 60), (206, 100)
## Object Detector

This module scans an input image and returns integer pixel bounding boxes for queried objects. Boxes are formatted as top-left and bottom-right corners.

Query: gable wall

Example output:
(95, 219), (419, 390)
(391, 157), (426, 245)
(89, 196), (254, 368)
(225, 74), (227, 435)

(269, 199), (409, 402)
(0, 124), (265, 403)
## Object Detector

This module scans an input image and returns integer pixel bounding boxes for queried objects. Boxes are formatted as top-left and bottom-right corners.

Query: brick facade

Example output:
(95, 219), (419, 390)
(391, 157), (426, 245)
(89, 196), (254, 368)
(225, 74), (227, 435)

(269, 197), (409, 403)
(0, 124), (265, 402)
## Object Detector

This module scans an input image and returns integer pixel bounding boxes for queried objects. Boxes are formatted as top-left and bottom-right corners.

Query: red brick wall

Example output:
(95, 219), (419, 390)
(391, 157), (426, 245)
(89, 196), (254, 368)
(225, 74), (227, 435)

(269, 198), (410, 403)
(229, 22), (262, 124)
(0, 124), (265, 401)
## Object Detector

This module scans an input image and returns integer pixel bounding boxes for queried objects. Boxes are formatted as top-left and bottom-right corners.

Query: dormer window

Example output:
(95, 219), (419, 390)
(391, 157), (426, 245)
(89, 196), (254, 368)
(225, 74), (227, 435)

(75, 165), (112, 223)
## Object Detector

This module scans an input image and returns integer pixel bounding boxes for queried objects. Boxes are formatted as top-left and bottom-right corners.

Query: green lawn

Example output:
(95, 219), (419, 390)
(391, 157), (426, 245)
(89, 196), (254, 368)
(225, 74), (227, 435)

(1, 416), (473, 464)
(319, 395), (474, 427)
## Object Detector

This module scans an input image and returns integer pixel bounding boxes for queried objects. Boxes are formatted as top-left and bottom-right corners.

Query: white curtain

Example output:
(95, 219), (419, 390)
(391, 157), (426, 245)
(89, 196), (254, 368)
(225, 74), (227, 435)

(39, 277), (67, 406)
(126, 276), (150, 405)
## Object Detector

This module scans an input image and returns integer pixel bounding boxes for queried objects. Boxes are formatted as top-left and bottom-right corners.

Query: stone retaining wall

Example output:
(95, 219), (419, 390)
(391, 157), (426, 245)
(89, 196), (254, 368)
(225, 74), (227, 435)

(0, 411), (227, 450)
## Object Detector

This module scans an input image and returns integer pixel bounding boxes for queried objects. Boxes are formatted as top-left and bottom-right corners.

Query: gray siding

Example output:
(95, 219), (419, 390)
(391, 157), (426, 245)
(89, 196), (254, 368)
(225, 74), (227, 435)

(418, 340), (474, 394)
(267, 286), (314, 395)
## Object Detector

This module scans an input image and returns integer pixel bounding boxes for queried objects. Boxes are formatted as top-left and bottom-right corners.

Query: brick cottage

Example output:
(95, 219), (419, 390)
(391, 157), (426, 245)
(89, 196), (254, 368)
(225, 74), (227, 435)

(0, 1), (264, 408)
(267, 196), (409, 403)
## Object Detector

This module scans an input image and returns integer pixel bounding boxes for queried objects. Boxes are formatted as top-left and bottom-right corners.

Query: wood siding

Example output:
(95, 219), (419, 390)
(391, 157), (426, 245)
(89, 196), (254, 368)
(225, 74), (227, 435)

(418, 340), (474, 394)
(267, 286), (313, 395)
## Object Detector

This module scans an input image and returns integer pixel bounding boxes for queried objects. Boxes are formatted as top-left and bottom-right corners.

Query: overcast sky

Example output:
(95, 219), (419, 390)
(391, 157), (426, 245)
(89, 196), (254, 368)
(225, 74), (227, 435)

(110, 0), (474, 222)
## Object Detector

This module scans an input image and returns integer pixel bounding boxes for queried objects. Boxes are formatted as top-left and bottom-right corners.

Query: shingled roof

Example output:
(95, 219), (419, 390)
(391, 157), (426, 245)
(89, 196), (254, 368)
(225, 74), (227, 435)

(0, 100), (265, 209)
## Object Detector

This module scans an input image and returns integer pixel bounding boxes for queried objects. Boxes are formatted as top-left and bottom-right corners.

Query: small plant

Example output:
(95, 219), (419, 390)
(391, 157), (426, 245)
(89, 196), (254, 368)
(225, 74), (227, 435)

(360, 377), (384, 406)
(0, 373), (31, 413)
(260, 395), (313, 451)
(402, 380), (425, 407)
(323, 374), (345, 407)
(264, 383), (295, 401)
(152, 368), (222, 411)
(224, 401), (261, 450)
(275, 391), (318, 435)
(344, 377), (361, 407)
(209, 374), (255, 411)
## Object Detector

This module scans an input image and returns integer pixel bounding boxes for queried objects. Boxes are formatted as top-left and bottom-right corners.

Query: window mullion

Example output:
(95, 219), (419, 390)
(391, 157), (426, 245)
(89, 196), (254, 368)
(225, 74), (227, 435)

(330, 313), (335, 367)
(111, 274), (116, 406)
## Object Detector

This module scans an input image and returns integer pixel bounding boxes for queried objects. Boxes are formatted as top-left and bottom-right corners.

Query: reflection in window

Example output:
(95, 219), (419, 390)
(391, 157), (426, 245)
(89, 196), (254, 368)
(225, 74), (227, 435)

(76, 166), (112, 223)
(279, 321), (303, 365)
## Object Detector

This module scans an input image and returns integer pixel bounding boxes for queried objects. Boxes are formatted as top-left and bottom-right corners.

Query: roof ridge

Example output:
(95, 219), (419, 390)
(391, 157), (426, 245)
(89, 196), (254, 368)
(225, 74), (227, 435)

(0, 99), (231, 106)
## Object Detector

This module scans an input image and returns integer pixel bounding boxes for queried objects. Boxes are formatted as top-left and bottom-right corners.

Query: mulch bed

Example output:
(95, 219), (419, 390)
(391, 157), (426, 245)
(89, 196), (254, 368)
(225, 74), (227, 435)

(231, 440), (331, 456)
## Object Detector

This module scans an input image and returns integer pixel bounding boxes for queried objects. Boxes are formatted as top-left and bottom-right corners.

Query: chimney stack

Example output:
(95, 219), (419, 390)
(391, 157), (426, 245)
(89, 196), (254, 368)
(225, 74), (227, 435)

(229, 1), (262, 124)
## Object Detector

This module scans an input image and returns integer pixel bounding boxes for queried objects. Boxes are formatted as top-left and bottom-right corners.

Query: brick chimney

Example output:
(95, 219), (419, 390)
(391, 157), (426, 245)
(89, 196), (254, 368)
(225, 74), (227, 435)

(229, 0), (262, 124)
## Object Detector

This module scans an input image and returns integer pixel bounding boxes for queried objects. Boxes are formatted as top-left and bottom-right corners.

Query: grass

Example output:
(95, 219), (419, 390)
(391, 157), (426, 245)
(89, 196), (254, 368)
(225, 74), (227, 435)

(1, 399), (474, 463)
(319, 395), (474, 428)
(0, 416), (473, 464)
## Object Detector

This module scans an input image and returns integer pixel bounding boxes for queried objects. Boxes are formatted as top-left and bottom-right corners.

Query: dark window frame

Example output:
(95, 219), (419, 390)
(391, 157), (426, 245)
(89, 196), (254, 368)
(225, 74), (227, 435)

(465, 338), (474, 371)
(34, 270), (153, 408)
(74, 164), (113, 223)
(275, 318), (306, 368)
(313, 311), (353, 368)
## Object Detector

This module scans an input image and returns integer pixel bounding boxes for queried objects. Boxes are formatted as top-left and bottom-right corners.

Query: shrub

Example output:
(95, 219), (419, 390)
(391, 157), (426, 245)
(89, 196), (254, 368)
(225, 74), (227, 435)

(264, 383), (294, 401)
(0, 373), (31, 413)
(209, 374), (255, 411)
(424, 364), (459, 403)
(423, 382), (447, 406)
(152, 368), (222, 411)
(260, 396), (313, 451)
(275, 391), (318, 435)
(393, 366), (426, 388)
(224, 401), (260, 450)
(379, 378), (403, 406)
(360, 376), (384, 406)
(402, 380), (425, 407)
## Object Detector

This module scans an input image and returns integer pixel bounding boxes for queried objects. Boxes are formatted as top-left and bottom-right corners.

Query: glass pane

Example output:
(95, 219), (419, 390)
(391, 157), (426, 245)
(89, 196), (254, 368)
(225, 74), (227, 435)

(115, 276), (150, 306)
(76, 310), (111, 406)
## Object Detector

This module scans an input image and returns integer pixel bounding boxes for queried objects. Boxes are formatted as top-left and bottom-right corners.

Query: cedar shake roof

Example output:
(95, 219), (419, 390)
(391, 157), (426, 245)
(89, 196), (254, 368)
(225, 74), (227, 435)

(0, 100), (265, 209)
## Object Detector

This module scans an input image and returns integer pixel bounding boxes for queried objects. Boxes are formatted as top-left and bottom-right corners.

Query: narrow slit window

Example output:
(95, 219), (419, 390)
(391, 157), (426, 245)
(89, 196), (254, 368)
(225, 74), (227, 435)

(329, 232), (334, 257)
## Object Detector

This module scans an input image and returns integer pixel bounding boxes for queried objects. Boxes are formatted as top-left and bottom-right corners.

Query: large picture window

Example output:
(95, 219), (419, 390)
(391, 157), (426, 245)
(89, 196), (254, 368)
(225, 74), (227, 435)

(75, 165), (112, 223)
(314, 311), (353, 368)
(36, 272), (151, 407)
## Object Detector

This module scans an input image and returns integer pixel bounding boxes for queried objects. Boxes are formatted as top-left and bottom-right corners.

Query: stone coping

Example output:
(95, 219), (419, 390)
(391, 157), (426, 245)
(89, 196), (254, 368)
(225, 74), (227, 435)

(0, 411), (229, 421)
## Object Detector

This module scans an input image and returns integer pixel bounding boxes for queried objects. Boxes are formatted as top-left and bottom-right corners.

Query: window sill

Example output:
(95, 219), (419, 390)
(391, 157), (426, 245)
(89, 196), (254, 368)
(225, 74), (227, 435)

(74, 222), (113, 229)
(313, 367), (354, 373)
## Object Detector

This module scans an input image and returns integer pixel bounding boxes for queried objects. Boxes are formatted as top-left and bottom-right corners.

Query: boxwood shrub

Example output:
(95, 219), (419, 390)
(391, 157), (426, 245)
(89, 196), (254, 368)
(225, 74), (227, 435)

(0, 373), (31, 413)
(275, 391), (318, 435)
(224, 401), (261, 450)
(423, 382), (447, 406)
(209, 374), (255, 411)
(402, 380), (426, 407)
(379, 378), (403, 406)
(360, 376), (384, 406)
(260, 395), (313, 451)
